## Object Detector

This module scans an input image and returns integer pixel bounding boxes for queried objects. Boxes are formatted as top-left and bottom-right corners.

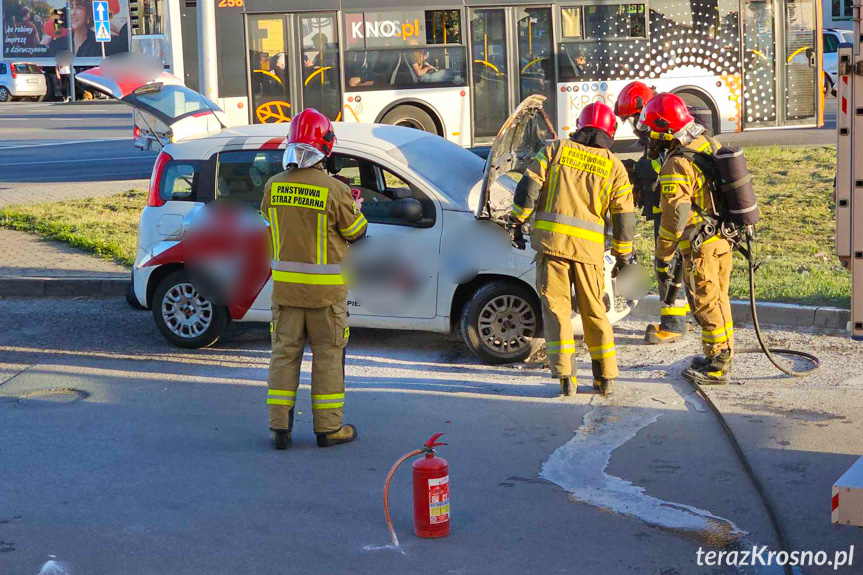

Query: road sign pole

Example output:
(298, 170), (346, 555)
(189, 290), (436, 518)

(67, 2), (76, 103)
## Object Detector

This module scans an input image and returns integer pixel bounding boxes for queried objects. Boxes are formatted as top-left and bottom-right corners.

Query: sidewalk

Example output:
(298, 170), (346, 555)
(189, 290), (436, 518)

(0, 180), (141, 296)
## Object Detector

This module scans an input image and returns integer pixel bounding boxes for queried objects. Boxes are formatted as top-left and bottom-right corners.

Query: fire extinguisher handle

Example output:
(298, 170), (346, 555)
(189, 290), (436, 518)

(424, 432), (447, 448)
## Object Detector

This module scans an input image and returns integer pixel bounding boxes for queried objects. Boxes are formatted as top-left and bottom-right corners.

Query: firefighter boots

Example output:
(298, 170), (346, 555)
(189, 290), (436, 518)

(271, 430), (291, 450)
(559, 377), (575, 397)
(316, 424), (359, 448)
(593, 378), (615, 396)
(683, 350), (732, 385)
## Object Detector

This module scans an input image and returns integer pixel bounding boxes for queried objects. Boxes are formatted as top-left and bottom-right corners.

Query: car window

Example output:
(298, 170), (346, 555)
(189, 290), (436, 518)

(161, 163), (198, 202)
(329, 153), (436, 227)
(824, 32), (839, 54)
(0, 64), (6, 75)
(216, 149), (285, 205)
(127, 85), (220, 123)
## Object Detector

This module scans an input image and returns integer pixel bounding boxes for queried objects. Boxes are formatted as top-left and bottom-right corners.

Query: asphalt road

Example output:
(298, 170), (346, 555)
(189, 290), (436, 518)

(0, 101), (157, 184)
(0, 98), (838, 186)
(1, 297), (862, 575)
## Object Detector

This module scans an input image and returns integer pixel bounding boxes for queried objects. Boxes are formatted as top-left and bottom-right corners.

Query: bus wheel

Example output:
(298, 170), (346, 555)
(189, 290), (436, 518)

(381, 105), (439, 135)
(676, 90), (720, 136)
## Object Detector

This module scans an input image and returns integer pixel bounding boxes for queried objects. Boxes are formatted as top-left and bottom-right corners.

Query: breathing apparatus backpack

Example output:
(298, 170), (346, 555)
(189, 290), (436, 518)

(668, 143), (760, 253)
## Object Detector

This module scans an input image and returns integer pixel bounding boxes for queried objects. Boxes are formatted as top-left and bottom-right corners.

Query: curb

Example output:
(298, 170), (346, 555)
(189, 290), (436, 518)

(0, 277), (127, 298)
(630, 295), (850, 331)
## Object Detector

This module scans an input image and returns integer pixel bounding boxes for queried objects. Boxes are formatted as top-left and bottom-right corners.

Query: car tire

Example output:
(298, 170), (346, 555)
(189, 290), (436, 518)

(825, 75), (836, 97)
(381, 105), (439, 135)
(461, 281), (542, 365)
(0, 87), (10, 103)
(151, 269), (229, 349)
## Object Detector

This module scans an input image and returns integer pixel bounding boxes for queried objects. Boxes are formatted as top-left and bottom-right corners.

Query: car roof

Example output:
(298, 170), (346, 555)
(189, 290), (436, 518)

(200, 122), (435, 152)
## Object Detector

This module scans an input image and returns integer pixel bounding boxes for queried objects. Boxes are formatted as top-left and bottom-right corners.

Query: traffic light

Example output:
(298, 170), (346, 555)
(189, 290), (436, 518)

(129, 0), (143, 35)
(53, 8), (67, 32)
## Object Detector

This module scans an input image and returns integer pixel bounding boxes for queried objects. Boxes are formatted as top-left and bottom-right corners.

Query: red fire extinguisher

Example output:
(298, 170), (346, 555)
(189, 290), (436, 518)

(383, 433), (450, 547)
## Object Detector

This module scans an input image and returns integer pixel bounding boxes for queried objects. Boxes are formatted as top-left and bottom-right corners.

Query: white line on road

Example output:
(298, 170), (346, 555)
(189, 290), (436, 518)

(0, 138), (130, 150)
(0, 171), (152, 182)
(0, 156), (151, 167)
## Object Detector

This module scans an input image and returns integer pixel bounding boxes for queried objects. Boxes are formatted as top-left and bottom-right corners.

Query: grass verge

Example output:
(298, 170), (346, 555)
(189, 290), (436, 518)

(0, 146), (850, 306)
(0, 189), (144, 267)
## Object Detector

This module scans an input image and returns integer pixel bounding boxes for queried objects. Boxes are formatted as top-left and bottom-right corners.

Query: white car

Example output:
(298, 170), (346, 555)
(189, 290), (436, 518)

(824, 28), (853, 96)
(77, 68), (636, 365)
(0, 61), (47, 102)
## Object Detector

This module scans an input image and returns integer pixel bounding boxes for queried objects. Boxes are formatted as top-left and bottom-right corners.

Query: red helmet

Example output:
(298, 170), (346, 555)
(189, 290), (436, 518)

(637, 93), (695, 140)
(288, 108), (337, 157)
(576, 102), (617, 138)
(614, 81), (655, 120)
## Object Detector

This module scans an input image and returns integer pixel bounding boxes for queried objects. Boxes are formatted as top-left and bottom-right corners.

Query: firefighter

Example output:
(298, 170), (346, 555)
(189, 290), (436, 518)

(509, 102), (637, 396)
(261, 108), (368, 450)
(615, 81), (691, 344)
(637, 93), (734, 384)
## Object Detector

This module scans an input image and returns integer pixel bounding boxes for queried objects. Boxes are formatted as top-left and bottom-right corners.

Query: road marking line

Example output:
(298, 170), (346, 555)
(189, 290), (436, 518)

(0, 138), (130, 150)
(0, 156), (151, 167)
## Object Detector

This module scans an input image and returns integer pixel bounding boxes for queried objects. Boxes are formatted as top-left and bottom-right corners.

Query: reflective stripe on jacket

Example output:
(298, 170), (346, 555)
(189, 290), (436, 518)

(261, 166), (367, 308)
(512, 139), (636, 265)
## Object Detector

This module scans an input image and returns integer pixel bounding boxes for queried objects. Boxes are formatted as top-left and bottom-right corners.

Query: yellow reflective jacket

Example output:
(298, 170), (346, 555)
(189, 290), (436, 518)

(261, 166), (367, 308)
(655, 134), (722, 261)
(511, 139), (636, 265)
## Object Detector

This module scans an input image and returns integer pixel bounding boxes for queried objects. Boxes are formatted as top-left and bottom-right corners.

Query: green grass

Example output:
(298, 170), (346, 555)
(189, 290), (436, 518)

(0, 189), (144, 267)
(0, 146), (851, 306)
(632, 145), (849, 307)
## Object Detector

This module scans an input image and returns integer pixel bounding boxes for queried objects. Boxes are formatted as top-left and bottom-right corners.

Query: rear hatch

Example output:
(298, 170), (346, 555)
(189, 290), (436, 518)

(11, 63), (45, 87)
(472, 94), (556, 220)
(76, 63), (228, 152)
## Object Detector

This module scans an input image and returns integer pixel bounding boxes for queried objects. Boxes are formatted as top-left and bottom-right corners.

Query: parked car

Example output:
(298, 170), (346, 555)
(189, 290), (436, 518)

(823, 28), (853, 96)
(0, 61), (47, 102)
(77, 68), (637, 364)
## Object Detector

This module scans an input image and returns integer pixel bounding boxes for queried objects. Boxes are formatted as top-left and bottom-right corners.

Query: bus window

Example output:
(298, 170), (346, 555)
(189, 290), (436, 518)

(470, 8), (509, 138)
(557, 4), (648, 82)
(300, 14), (342, 121)
(516, 7), (554, 121)
(344, 9), (466, 91)
(248, 15), (291, 124)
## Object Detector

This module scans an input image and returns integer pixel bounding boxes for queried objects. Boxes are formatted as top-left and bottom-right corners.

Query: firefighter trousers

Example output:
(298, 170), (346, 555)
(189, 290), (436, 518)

(536, 254), (618, 381)
(267, 303), (349, 434)
(683, 239), (734, 358)
(653, 218), (690, 333)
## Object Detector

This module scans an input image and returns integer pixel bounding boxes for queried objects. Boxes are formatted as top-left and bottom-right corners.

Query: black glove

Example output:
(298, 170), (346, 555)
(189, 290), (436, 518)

(655, 257), (672, 283)
(506, 215), (526, 250)
(612, 253), (636, 278)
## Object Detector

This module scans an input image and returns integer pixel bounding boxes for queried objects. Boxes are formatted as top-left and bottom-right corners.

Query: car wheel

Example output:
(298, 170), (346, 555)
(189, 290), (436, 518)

(151, 269), (228, 349)
(461, 281), (542, 365)
(381, 105), (439, 135)
(0, 87), (10, 102)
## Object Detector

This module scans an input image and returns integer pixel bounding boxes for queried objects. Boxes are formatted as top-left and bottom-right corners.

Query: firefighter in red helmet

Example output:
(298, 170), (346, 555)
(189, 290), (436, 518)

(616, 82), (692, 344)
(510, 102), (636, 396)
(638, 93), (733, 385)
(261, 108), (368, 449)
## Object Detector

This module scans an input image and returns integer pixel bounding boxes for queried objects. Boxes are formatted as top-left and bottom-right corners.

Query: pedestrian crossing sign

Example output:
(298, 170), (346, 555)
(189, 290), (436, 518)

(95, 21), (111, 42)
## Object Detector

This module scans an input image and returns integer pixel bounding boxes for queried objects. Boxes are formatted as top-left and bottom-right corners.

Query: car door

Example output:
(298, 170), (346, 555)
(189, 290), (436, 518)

(328, 149), (442, 320)
(76, 66), (229, 151)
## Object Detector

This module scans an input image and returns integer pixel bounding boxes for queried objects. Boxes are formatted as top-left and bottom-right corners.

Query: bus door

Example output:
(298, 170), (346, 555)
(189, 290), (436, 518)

(743, 0), (819, 128)
(468, 6), (555, 144)
(246, 13), (343, 124)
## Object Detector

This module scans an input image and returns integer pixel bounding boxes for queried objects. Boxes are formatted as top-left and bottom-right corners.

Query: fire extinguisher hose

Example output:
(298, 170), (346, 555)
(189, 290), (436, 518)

(383, 448), (424, 550)
(739, 234), (821, 377)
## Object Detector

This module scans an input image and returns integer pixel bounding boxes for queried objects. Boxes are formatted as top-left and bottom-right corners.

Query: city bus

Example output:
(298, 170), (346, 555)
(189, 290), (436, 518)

(147, 0), (823, 145)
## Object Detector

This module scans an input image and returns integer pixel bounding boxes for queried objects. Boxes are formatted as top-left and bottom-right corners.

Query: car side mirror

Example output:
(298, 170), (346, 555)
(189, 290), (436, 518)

(391, 197), (423, 222)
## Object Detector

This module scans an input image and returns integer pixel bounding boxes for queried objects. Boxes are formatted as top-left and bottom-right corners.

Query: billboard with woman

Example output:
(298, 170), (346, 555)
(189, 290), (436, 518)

(2, 0), (129, 61)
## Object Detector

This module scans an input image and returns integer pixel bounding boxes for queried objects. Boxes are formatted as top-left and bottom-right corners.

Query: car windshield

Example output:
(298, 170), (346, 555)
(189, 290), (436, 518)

(129, 85), (218, 121)
(387, 136), (485, 205)
(841, 30), (855, 43)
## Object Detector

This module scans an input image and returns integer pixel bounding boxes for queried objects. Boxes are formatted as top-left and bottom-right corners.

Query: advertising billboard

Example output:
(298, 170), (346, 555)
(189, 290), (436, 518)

(2, 0), (129, 62)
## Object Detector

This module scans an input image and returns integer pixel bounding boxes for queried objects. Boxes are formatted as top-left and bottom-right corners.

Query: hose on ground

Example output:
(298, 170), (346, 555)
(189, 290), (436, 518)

(383, 448), (423, 550)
